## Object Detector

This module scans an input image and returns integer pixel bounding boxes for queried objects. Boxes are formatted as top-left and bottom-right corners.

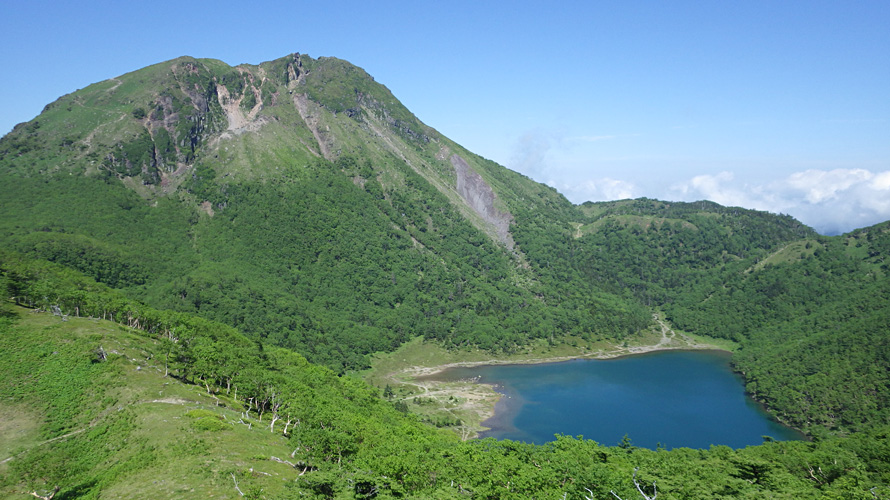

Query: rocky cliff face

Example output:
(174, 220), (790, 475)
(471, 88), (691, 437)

(451, 153), (515, 250)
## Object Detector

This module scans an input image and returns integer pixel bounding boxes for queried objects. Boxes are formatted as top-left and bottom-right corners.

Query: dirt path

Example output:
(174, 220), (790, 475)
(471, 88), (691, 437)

(0, 397), (199, 465)
(654, 313), (675, 347)
(82, 112), (128, 149)
(573, 222), (583, 239)
(747, 242), (792, 273)
(652, 313), (713, 349)
(0, 427), (88, 465)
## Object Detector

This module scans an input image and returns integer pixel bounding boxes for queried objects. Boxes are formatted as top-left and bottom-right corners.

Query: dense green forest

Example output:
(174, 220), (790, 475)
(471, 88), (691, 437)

(1, 52), (889, 497)
(1, 255), (888, 498)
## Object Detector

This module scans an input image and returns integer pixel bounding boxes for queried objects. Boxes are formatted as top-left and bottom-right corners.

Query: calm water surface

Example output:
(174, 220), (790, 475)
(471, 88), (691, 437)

(431, 350), (803, 449)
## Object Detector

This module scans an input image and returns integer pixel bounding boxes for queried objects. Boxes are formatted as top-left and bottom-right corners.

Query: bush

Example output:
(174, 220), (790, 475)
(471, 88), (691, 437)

(190, 416), (229, 432)
(185, 408), (219, 419)
(186, 409), (229, 431)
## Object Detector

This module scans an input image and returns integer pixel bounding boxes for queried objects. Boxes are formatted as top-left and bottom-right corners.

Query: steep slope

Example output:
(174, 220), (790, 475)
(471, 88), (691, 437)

(0, 54), (649, 371)
(671, 221), (890, 432)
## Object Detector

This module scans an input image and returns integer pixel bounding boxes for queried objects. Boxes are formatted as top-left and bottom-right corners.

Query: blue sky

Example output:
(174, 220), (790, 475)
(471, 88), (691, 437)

(1, 1), (888, 234)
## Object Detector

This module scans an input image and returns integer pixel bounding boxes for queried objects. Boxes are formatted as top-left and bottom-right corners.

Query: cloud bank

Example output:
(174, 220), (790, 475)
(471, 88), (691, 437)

(508, 131), (890, 235)
(667, 169), (890, 234)
(543, 168), (890, 235)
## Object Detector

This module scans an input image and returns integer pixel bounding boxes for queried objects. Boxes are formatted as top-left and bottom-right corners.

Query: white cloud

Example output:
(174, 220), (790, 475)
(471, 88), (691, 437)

(667, 168), (890, 235)
(509, 131), (552, 179)
(785, 169), (873, 204)
(508, 130), (637, 181)
(669, 172), (777, 212)
(505, 129), (890, 235)
(869, 171), (890, 190)
(557, 178), (639, 202)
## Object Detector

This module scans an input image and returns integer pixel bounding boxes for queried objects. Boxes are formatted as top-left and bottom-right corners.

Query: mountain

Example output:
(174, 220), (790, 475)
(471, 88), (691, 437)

(0, 54), (818, 370)
(0, 54), (657, 372)
(1, 52), (890, 497)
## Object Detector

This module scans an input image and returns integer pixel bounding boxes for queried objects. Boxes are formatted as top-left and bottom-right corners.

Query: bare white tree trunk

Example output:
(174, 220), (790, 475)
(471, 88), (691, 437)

(27, 486), (60, 500)
(231, 473), (244, 497)
(607, 468), (656, 500)
(270, 414), (280, 432)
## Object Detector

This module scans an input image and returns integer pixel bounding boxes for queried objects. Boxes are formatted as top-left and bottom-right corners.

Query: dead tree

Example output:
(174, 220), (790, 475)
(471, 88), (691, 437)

(269, 392), (283, 432)
(283, 415), (294, 435)
(599, 468), (656, 500)
(231, 473), (244, 497)
(27, 486), (60, 500)
(50, 305), (68, 321)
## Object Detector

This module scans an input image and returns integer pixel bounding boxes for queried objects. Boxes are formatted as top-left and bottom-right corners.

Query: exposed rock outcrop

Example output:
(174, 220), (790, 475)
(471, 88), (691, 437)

(293, 93), (333, 160)
(450, 154), (515, 250)
(215, 84), (268, 138)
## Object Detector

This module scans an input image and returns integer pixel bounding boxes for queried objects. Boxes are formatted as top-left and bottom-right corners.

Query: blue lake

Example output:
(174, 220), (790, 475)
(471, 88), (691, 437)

(430, 350), (804, 449)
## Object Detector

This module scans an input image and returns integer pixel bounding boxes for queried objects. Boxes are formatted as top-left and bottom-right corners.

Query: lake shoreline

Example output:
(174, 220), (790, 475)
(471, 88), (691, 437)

(423, 348), (803, 448)
(404, 343), (729, 438)
(368, 315), (734, 439)
(406, 343), (731, 379)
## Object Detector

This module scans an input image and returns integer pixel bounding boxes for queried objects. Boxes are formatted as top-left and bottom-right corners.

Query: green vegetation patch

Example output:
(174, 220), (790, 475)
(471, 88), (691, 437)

(185, 409), (229, 431)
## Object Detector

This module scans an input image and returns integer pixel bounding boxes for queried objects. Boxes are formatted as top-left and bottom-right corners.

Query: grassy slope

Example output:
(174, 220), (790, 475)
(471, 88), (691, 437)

(0, 306), (303, 499)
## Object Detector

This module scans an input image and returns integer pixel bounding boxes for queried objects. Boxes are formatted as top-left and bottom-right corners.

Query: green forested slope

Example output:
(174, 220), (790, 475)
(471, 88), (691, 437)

(668, 223), (890, 433)
(573, 198), (815, 306)
(1, 256), (888, 499)
(568, 198), (890, 434)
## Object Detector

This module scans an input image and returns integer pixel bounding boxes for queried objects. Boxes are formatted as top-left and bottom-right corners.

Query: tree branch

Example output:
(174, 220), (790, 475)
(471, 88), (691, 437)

(632, 468), (656, 500)
(606, 468), (656, 500)
(270, 456), (297, 468)
(231, 473), (244, 497)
